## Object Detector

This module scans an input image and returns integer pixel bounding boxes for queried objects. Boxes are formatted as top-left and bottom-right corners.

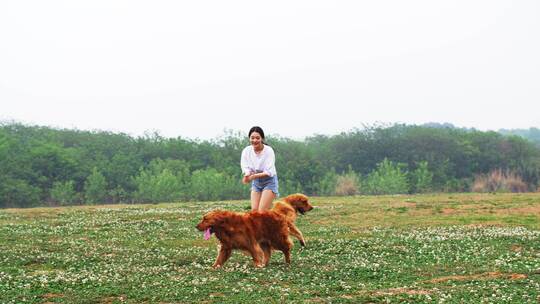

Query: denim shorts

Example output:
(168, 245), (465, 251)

(251, 175), (279, 196)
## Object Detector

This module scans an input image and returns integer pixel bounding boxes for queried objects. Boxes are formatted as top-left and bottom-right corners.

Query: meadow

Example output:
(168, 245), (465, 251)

(0, 193), (539, 303)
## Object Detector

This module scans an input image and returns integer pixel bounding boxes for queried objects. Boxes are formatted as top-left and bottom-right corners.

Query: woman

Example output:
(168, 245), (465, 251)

(241, 126), (279, 211)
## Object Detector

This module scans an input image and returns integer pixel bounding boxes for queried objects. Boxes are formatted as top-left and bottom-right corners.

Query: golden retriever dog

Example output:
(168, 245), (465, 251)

(196, 210), (293, 268)
(271, 193), (314, 247)
(257, 193), (314, 265)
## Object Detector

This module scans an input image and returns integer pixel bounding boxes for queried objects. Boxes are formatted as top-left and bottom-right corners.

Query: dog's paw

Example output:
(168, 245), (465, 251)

(298, 239), (306, 247)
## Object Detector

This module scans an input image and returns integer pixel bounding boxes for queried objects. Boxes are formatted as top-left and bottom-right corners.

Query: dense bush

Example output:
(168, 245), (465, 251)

(84, 168), (107, 204)
(134, 168), (183, 203)
(133, 158), (191, 203)
(189, 168), (245, 202)
(335, 168), (360, 196)
(0, 178), (41, 208)
(472, 169), (528, 193)
(316, 169), (338, 196)
(363, 158), (409, 195)
(409, 161), (433, 193)
(50, 180), (78, 205)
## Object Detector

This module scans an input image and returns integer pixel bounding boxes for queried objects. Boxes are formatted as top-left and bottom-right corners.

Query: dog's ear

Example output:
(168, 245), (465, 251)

(289, 194), (309, 206)
(207, 210), (230, 227)
(285, 193), (308, 204)
(200, 211), (218, 226)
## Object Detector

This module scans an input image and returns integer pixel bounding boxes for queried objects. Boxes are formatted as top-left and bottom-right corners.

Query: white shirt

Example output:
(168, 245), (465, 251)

(240, 145), (277, 177)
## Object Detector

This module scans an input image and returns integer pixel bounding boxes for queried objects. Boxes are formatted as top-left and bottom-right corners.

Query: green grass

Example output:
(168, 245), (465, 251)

(0, 193), (539, 303)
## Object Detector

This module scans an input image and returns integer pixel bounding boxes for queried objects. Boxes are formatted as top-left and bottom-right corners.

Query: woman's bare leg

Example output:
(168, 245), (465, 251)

(258, 190), (275, 211)
(251, 190), (262, 211)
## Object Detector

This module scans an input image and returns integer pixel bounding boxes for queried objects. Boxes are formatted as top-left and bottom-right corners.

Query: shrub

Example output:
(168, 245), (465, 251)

(50, 180), (78, 205)
(190, 168), (228, 201)
(472, 169), (528, 193)
(109, 186), (130, 204)
(316, 169), (338, 196)
(335, 168), (360, 196)
(363, 158), (409, 195)
(409, 161), (433, 193)
(444, 178), (472, 192)
(84, 167), (107, 204)
(0, 178), (41, 208)
(134, 168), (183, 203)
(133, 158), (192, 203)
(279, 179), (304, 197)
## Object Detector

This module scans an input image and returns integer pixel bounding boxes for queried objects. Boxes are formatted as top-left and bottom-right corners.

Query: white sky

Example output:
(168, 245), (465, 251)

(1, 1), (539, 140)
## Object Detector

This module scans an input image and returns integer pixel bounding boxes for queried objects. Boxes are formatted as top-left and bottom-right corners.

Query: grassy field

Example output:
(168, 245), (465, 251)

(0, 193), (539, 303)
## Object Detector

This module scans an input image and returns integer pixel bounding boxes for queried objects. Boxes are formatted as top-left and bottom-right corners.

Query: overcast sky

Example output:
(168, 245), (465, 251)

(1, 1), (539, 140)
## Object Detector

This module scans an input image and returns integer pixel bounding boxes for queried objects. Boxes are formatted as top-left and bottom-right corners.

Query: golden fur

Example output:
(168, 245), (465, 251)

(196, 210), (293, 268)
(272, 193), (314, 246)
(259, 193), (314, 265)
(195, 193), (314, 268)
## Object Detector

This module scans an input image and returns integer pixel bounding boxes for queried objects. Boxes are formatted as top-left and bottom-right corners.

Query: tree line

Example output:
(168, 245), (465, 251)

(499, 127), (540, 147)
(1, 122), (539, 208)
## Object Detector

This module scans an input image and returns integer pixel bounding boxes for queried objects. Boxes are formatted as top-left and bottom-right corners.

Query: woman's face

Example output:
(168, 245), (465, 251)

(249, 132), (263, 149)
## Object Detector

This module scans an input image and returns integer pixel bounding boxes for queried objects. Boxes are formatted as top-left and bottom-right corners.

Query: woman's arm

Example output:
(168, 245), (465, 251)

(246, 172), (270, 181)
(240, 148), (253, 178)
(260, 146), (276, 177)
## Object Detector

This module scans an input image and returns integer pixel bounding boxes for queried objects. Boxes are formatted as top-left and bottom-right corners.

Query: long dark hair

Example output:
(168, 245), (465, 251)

(248, 126), (266, 145)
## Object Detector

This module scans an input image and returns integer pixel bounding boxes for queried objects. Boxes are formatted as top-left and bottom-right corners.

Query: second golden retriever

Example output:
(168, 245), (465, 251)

(271, 193), (314, 246)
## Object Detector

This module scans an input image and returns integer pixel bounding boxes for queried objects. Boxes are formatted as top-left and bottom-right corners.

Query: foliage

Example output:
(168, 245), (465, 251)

(84, 167), (107, 204)
(134, 168), (183, 203)
(334, 166), (360, 196)
(50, 180), (78, 205)
(189, 168), (245, 201)
(499, 127), (540, 147)
(108, 186), (130, 204)
(472, 169), (528, 193)
(1, 122), (540, 207)
(363, 158), (409, 195)
(0, 177), (41, 208)
(409, 161), (433, 193)
(133, 158), (190, 203)
(315, 169), (338, 196)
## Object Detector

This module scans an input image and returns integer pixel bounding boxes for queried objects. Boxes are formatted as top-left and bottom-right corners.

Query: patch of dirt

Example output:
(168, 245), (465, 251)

(442, 208), (458, 215)
(511, 244), (523, 252)
(404, 202), (417, 208)
(426, 272), (527, 283)
(43, 293), (64, 299)
(436, 204), (540, 216)
(509, 273), (528, 280)
(493, 206), (540, 216)
(439, 204), (493, 215)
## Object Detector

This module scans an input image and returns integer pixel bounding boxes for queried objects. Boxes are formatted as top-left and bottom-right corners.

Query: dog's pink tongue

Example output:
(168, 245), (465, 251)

(203, 228), (212, 240)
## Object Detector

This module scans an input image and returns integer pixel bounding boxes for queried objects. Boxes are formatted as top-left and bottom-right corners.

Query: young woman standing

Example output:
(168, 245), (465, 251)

(240, 126), (279, 211)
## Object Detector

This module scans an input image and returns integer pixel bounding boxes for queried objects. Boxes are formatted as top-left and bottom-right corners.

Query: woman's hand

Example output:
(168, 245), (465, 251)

(242, 175), (251, 184)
